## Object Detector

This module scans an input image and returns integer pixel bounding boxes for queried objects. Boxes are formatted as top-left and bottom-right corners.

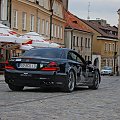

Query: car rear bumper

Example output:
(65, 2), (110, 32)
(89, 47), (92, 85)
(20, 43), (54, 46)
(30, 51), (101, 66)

(5, 70), (68, 88)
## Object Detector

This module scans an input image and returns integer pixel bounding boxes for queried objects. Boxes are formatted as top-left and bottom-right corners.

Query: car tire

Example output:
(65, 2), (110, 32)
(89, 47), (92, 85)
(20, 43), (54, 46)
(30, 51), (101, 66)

(63, 70), (75, 92)
(8, 84), (24, 91)
(88, 70), (100, 90)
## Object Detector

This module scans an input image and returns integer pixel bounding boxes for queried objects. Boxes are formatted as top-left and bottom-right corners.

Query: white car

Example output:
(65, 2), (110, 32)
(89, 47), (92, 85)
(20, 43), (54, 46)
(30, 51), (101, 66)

(101, 66), (113, 76)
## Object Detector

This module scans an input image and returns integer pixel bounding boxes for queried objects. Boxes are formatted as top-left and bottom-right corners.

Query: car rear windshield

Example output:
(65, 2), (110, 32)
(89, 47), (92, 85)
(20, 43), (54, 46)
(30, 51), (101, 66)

(103, 66), (112, 70)
(22, 48), (63, 58)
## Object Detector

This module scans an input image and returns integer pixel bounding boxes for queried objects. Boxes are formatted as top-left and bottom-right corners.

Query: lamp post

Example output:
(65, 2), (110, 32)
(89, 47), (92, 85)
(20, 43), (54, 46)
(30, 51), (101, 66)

(49, 0), (54, 40)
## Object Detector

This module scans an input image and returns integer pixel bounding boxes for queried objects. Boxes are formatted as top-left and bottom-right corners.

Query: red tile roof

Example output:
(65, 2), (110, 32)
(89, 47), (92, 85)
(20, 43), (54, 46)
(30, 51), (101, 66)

(64, 10), (91, 33)
(80, 19), (118, 39)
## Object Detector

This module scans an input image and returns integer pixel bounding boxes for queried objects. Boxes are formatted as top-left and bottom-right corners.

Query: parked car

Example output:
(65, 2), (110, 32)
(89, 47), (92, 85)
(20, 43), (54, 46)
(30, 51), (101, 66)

(4, 48), (101, 92)
(101, 66), (113, 76)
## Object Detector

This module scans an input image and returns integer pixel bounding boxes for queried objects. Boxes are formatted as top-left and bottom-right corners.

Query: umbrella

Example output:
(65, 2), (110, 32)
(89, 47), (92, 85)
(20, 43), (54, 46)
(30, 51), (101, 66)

(49, 42), (61, 48)
(20, 44), (34, 50)
(19, 32), (50, 48)
(20, 32), (46, 43)
(0, 23), (30, 44)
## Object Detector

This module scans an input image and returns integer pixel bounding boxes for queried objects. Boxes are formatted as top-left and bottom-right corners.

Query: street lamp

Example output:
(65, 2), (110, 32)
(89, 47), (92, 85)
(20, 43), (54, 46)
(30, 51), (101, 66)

(49, 0), (54, 40)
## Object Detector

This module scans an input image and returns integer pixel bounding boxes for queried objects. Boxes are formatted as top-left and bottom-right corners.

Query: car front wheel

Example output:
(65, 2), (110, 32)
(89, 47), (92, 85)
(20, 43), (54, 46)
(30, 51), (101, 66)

(8, 84), (24, 91)
(88, 70), (100, 90)
(63, 70), (75, 92)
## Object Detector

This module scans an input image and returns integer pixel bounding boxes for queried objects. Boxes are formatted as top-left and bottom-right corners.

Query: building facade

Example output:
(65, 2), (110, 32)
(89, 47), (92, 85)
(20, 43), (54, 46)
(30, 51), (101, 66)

(0, 0), (65, 46)
(80, 19), (119, 71)
(64, 11), (93, 61)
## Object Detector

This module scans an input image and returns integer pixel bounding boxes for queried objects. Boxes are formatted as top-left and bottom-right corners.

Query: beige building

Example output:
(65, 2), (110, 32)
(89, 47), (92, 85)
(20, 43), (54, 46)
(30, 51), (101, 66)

(9, 0), (65, 45)
(64, 11), (93, 61)
(80, 19), (119, 71)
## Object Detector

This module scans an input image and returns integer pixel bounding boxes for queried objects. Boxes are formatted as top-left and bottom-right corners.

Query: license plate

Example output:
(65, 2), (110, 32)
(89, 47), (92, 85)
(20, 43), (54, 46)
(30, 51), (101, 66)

(18, 63), (37, 69)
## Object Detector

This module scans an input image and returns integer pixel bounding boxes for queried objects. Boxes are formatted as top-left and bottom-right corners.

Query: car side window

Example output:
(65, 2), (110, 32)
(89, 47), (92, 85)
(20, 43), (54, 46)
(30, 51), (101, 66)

(67, 51), (83, 64)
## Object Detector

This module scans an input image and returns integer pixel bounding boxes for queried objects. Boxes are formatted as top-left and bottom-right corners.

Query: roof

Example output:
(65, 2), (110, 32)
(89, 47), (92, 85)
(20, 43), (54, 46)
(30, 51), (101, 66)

(64, 10), (91, 33)
(80, 19), (118, 39)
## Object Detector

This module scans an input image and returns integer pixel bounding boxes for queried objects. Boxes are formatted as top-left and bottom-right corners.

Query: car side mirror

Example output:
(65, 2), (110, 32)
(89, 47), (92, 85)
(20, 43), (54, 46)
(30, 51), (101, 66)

(86, 60), (92, 65)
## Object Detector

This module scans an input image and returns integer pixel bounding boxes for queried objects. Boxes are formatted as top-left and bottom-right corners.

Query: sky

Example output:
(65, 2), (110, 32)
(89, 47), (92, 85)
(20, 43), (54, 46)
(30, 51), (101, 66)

(68, 0), (120, 26)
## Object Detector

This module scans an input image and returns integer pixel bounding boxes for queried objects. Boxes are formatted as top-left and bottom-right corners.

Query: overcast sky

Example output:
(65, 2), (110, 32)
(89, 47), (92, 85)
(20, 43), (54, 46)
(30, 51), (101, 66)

(68, 0), (120, 26)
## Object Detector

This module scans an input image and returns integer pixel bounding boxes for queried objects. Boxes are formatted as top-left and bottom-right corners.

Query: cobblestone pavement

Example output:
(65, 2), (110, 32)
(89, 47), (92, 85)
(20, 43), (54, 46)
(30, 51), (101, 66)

(0, 75), (120, 120)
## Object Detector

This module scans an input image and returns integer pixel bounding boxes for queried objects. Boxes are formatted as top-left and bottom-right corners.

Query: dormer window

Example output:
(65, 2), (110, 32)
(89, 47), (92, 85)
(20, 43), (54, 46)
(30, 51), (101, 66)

(72, 21), (78, 24)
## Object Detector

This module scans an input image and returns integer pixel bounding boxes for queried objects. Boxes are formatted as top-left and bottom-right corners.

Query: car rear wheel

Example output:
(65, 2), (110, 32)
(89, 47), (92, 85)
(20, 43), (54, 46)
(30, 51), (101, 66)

(63, 70), (75, 92)
(8, 84), (24, 91)
(88, 70), (100, 90)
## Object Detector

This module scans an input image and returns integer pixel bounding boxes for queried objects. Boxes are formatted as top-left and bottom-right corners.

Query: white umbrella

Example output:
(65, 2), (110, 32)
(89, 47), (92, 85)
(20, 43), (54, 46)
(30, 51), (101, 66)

(0, 23), (29, 44)
(20, 32), (46, 43)
(20, 32), (51, 48)
(20, 44), (34, 50)
(49, 42), (61, 48)
(32, 41), (50, 48)
(0, 23), (9, 29)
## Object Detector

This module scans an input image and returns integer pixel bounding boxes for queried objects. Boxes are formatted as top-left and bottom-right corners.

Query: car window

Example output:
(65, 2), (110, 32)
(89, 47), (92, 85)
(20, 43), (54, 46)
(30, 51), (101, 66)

(103, 66), (112, 70)
(67, 51), (83, 63)
(22, 49), (62, 58)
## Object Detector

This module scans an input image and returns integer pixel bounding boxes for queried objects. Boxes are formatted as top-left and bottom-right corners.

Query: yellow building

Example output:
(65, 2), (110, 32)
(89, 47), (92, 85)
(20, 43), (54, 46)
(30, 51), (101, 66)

(9, 0), (65, 45)
(80, 19), (119, 70)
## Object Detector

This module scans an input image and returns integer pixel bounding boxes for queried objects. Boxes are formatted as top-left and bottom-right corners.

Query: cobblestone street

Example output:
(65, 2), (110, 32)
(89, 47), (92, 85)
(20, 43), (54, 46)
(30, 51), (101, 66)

(0, 75), (120, 120)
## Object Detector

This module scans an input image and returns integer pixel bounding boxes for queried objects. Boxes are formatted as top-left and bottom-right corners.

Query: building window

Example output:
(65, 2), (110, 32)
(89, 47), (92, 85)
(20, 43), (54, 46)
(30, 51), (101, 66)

(37, 17), (41, 34)
(42, 19), (45, 34)
(104, 43), (107, 51)
(109, 43), (111, 51)
(60, 26), (63, 39)
(85, 38), (87, 48)
(30, 14), (34, 31)
(73, 36), (75, 47)
(51, 23), (54, 37)
(85, 55), (87, 60)
(112, 43), (115, 51)
(76, 37), (79, 47)
(22, 12), (26, 30)
(46, 21), (49, 36)
(57, 25), (60, 38)
(54, 24), (57, 38)
(81, 37), (83, 47)
(13, 10), (18, 28)
(88, 38), (90, 48)
(39, 0), (44, 6)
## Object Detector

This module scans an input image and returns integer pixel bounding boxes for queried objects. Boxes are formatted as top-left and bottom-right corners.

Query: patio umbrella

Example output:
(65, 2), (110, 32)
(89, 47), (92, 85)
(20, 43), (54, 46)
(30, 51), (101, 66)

(20, 44), (34, 50)
(20, 32), (46, 42)
(19, 32), (50, 48)
(0, 23), (30, 44)
(49, 42), (61, 48)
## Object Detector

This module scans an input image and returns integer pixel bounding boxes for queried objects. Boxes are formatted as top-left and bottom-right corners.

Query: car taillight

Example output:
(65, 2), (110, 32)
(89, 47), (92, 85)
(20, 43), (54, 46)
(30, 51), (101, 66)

(41, 62), (60, 71)
(5, 61), (15, 70)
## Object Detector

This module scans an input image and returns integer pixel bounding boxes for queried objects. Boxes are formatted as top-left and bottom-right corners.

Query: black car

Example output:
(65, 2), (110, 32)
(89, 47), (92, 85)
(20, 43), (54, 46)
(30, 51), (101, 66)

(5, 48), (101, 92)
